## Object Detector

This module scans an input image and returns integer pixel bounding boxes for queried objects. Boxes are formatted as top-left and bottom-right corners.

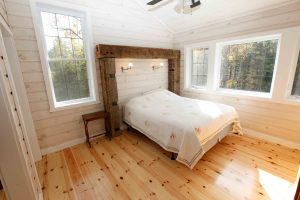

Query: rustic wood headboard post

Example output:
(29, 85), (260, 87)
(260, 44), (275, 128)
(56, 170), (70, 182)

(168, 55), (180, 94)
(96, 44), (180, 138)
(97, 46), (121, 138)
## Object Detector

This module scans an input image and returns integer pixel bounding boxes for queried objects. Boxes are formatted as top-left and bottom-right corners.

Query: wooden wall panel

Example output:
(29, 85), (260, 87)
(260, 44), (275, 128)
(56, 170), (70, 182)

(181, 90), (300, 143)
(0, 0), (8, 24)
(4, 0), (172, 149)
(173, 3), (300, 47)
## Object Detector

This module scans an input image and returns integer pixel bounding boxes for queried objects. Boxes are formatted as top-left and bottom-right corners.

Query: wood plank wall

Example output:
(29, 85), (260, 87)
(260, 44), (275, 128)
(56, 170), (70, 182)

(175, 5), (300, 144)
(173, 2), (300, 47)
(0, 0), (8, 24)
(4, 0), (172, 149)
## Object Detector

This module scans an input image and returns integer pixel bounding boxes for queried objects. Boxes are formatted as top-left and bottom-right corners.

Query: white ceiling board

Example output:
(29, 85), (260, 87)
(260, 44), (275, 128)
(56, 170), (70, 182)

(139, 0), (299, 33)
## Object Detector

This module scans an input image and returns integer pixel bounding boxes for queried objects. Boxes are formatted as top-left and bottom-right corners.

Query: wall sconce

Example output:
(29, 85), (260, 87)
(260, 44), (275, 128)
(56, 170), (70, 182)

(153, 62), (164, 70)
(122, 63), (133, 72)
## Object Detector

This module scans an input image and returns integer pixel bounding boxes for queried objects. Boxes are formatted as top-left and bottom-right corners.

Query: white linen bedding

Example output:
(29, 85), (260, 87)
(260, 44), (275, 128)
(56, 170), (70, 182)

(124, 89), (242, 169)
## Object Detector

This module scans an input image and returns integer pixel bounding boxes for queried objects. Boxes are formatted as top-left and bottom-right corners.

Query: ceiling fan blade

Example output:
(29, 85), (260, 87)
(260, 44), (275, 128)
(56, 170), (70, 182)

(147, 0), (174, 11)
(147, 0), (163, 5)
(190, 0), (201, 8)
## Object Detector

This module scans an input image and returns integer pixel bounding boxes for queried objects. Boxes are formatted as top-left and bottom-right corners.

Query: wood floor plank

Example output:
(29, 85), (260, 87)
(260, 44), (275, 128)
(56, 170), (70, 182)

(70, 145), (108, 199)
(114, 136), (199, 199)
(45, 153), (74, 200)
(100, 139), (176, 199)
(223, 135), (300, 164)
(122, 132), (236, 200)
(93, 140), (158, 200)
(37, 131), (300, 200)
(88, 146), (131, 199)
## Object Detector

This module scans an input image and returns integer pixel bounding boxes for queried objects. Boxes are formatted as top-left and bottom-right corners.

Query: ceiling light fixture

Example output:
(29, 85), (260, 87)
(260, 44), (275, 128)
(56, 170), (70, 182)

(174, 0), (201, 14)
(147, 0), (201, 15)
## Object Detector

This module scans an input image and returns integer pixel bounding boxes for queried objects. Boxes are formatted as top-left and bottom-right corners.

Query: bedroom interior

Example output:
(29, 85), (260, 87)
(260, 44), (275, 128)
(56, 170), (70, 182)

(0, 0), (300, 199)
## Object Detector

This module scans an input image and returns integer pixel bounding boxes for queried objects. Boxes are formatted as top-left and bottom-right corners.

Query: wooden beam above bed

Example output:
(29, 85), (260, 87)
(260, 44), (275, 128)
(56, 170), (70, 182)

(96, 44), (180, 95)
(96, 44), (180, 138)
(96, 44), (180, 59)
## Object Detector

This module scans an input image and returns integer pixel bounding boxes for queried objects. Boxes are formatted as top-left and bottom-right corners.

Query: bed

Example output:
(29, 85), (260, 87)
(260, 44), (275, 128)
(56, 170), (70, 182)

(123, 89), (242, 169)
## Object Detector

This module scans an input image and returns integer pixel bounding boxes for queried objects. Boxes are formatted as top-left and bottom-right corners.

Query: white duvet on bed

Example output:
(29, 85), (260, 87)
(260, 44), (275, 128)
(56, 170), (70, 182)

(124, 89), (242, 169)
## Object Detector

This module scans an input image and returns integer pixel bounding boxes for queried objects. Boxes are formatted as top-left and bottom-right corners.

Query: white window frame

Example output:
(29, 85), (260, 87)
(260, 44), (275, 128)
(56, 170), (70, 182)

(215, 34), (281, 98)
(184, 42), (212, 91)
(286, 33), (300, 102)
(30, 1), (99, 112)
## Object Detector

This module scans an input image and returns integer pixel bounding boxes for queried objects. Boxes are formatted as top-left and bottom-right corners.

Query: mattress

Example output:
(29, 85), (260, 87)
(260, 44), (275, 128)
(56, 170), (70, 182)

(124, 89), (242, 169)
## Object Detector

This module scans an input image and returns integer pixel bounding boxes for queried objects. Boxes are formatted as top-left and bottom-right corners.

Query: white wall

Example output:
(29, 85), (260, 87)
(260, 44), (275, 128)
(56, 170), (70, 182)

(173, 2), (300, 47)
(0, 0), (8, 24)
(4, 0), (173, 152)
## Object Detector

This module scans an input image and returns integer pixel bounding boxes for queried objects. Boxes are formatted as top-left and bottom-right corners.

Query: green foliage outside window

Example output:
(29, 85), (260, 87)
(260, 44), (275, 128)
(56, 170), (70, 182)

(220, 39), (278, 93)
(41, 12), (90, 102)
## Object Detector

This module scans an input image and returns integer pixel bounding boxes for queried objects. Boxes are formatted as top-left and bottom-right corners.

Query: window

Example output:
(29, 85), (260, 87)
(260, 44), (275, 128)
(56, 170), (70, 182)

(191, 48), (209, 87)
(218, 37), (279, 93)
(291, 51), (300, 97)
(37, 5), (96, 110)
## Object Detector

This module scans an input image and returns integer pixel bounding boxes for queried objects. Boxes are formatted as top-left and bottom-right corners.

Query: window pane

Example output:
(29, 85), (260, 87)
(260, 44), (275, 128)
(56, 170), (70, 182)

(49, 60), (90, 102)
(292, 51), (300, 96)
(60, 38), (73, 58)
(56, 14), (69, 29)
(46, 36), (61, 58)
(219, 39), (278, 93)
(69, 16), (82, 38)
(58, 28), (72, 38)
(72, 39), (85, 58)
(41, 10), (91, 104)
(191, 48), (209, 87)
(41, 12), (58, 36)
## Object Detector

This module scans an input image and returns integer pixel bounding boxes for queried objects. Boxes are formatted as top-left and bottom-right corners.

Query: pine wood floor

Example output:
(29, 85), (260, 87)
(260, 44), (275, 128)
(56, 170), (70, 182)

(36, 131), (300, 200)
(0, 190), (6, 200)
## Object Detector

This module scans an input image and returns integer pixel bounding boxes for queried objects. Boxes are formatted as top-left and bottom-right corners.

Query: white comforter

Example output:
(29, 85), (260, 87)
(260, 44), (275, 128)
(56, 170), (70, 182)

(124, 89), (241, 169)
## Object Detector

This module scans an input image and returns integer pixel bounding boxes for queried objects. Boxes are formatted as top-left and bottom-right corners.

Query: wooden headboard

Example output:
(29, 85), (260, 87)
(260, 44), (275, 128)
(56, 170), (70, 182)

(96, 44), (181, 138)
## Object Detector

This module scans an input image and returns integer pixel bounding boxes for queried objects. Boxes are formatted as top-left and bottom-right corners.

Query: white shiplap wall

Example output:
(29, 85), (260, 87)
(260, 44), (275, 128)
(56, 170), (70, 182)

(0, 0), (8, 24)
(174, 6), (300, 144)
(4, 0), (173, 150)
(174, 2), (300, 46)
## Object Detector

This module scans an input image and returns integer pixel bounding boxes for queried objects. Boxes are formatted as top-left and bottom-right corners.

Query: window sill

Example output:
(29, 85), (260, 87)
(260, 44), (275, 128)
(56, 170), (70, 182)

(50, 98), (99, 112)
(284, 97), (300, 105)
(183, 87), (273, 101)
(216, 89), (272, 99)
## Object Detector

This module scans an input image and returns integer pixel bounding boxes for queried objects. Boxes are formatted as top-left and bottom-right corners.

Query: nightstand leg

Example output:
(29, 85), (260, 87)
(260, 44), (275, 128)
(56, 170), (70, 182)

(84, 121), (91, 148)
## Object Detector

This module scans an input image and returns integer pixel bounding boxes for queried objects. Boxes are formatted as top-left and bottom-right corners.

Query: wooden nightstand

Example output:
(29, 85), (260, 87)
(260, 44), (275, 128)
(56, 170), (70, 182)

(82, 111), (109, 147)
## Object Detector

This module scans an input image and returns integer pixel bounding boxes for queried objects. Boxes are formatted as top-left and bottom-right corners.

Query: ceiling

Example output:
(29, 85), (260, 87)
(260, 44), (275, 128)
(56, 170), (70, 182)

(137, 0), (298, 33)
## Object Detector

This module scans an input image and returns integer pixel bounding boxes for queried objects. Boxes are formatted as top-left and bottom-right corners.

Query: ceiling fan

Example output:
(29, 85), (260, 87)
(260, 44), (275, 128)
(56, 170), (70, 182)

(147, 0), (201, 14)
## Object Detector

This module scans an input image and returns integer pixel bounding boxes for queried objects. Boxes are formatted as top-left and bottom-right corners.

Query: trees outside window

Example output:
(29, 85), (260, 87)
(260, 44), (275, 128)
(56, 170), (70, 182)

(41, 11), (91, 103)
(219, 39), (278, 93)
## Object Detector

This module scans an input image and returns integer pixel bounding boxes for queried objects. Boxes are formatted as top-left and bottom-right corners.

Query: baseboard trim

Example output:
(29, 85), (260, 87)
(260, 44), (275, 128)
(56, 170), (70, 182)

(243, 128), (300, 150)
(40, 128), (300, 155)
(41, 132), (106, 155)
